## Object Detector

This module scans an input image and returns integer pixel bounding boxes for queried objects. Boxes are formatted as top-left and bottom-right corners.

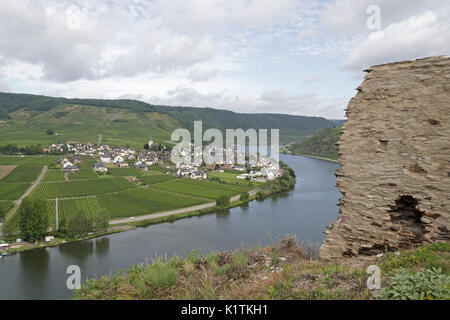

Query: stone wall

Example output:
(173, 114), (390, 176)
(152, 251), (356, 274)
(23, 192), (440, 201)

(320, 56), (450, 259)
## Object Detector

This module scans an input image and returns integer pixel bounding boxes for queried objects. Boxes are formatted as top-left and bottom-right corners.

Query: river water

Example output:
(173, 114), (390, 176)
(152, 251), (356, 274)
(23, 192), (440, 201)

(0, 154), (341, 300)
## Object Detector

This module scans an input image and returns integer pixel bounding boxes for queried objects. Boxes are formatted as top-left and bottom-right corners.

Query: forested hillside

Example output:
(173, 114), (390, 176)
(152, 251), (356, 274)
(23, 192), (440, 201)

(0, 92), (339, 146)
(285, 126), (342, 160)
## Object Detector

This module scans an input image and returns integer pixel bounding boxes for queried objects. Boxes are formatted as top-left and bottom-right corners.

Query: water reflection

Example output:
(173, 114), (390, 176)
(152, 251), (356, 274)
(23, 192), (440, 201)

(58, 241), (94, 260)
(95, 238), (110, 257)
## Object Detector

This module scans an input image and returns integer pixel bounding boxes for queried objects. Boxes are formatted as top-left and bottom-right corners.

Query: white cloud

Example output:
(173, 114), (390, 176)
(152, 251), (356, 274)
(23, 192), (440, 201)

(342, 11), (450, 71)
(0, 79), (10, 92)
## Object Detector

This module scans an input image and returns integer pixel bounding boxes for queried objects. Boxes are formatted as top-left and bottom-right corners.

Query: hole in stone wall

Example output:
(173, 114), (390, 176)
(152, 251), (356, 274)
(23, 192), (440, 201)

(389, 195), (426, 248)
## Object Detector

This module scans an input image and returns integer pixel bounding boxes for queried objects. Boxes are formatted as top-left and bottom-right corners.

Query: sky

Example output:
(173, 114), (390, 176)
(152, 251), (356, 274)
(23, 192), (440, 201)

(0, 0), (449, 119)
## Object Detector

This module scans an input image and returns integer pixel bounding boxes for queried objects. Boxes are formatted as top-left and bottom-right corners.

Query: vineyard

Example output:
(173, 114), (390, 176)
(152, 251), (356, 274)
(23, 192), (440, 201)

(1, 165), (43, 182)
(107, 168), (142, 176)
(97, 188), (209, 219)
(46, 197), (104, 229)
(0, 182), (30, 200)
(30, 178), (137, 199)
(0, 156), (59, 165)
(151, 179), (251, 200)
(42, 169), (65, 182)
(68, 169), (99, 180)
(140, 174), (177, 185)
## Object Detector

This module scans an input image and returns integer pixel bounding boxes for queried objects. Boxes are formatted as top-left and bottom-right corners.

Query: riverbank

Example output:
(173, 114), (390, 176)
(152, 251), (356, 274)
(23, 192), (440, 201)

(2, 162), (296, 254)
(280, 151), (338, 163)
(74, 238), (450, 300)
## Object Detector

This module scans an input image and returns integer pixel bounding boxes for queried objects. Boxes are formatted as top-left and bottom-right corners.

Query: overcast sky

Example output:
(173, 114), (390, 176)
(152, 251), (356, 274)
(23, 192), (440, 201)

(0, 0), (448, 119)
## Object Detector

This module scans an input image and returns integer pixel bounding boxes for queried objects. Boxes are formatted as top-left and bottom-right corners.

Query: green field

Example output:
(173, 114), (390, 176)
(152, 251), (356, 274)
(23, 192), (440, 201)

(0, 156), (59, 165)
(0, 201), (14, 216)
(30, 178), (136, 199)
(42, 169), (65, 182)
(140, 174), (178, 185)
(69, 169), (99, 180)
(47, 197), (104, 228)
(0, 182), (30, 200)
(151, 178), (250, 200)
(208, 171), (257, 186)
(1, 165), (43, 182)
(107, 168), (142, 176)
(97, 188), (208, 219)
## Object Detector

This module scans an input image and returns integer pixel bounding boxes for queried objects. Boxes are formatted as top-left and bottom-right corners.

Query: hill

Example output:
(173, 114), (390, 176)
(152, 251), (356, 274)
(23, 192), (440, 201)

(0, 92), (338, 147)
(285, 126), (341, 160)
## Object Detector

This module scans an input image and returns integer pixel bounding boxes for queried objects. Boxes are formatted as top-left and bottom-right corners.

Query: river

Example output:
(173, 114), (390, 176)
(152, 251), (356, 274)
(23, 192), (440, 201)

(0, 154), (341, 300)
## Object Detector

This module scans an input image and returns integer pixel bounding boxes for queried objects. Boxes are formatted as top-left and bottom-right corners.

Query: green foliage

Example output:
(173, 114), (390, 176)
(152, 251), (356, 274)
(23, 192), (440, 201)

(93, 210), (109, 232)
(378, 268), (450, 300)
(287, 126), (341, 160)
(216, 195), (230, 207)
(19, 198), (48, 242)
(66, 211), (93, 238)
(0, 92), (338, 146)
(2, 165), (43, 182)
(46, 128), (54, 135)
(140, 263), (179, 289)
(256, 190), (266, 200)
(240, 192), (249, 201)
(0, 205), (5, 220)
(380, 243), (450, 274)
(232, 252), (249, 269)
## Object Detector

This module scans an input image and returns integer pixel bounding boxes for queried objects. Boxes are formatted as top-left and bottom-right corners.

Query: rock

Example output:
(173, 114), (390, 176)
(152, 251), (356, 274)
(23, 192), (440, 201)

(320, 56), (450, 260)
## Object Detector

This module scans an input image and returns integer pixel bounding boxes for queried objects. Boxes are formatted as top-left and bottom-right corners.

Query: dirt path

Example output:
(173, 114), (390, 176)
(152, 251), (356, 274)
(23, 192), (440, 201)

(5, 165), (48, 221)
(109, 189), (258, 225)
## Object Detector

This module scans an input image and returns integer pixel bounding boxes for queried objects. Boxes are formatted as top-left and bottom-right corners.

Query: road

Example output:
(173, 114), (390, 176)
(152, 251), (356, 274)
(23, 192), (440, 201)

(110, 189), (258, 225)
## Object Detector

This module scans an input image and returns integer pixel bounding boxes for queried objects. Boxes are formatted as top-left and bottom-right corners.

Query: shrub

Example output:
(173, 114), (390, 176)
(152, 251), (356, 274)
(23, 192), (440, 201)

(256, 191), (266, 200)
(377, 268), (450, 300)
(216, 195), (230, 207)
(67, 211), (93, 238)
(240, 192), (249, 201)
(232, 252), (249, 269)
(142, 263), (178, 289)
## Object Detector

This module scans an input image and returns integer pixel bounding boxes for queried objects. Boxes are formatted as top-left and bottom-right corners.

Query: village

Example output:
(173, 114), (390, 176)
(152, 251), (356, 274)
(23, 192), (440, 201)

(47, 137), (282, 182)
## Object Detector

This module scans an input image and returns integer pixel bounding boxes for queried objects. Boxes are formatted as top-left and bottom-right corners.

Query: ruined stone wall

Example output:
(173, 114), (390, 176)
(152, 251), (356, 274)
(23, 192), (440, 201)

(320, 56), (450, 259)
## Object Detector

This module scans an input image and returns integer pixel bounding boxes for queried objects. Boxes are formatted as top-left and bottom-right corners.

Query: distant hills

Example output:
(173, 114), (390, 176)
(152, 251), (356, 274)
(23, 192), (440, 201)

(0, 92), (340, 147)
(285, 126), (342, 160)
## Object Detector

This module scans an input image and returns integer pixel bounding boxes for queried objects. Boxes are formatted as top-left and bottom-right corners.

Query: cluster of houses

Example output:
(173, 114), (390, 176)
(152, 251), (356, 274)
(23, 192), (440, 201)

(49, 138), (172, 174)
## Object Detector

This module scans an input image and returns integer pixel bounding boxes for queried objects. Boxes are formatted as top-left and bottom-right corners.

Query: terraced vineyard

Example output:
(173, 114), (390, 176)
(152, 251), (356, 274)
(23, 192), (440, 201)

(151, 178), (251, 200)
(0, 182), (30, 200)
(1, 165), (43, 182)
(30, 178), (137, 199)
(97, 188), (209, 219)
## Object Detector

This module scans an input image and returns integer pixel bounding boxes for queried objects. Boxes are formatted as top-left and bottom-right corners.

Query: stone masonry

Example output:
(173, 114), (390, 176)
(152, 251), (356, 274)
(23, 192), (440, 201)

(320, 56), (450, 259)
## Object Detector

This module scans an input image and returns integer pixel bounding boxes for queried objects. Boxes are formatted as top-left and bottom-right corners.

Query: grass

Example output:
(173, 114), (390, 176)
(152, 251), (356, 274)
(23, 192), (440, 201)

(1, 165), (43, 182)
(380, 242), (450, 275)
(0, 182), (30, 200)
(30, 177), (136, 199)
(73, 237), (372, 300)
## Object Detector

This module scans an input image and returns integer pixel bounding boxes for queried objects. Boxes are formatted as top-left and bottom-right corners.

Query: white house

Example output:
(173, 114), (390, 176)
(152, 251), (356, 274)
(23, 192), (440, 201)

(113, 155), (124, 163)
(100, 155), (111, 164)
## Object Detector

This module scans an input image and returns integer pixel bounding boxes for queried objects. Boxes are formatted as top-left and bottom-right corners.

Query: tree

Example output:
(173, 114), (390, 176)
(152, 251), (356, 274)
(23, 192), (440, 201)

(216, 195), (230, 207)
(240, 192), (250, 201)
(67, 212), (93, 238)
(0, 206), (5, 221)
(144, 144), (150, 150)
(46, 128), (54, 135)
(93, 210), (109, 232)
(19, 199), (48, 242)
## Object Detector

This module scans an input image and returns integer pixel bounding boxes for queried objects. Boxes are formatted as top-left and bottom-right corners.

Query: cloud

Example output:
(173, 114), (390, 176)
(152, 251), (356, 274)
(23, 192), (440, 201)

(0, 79), (10, 92)
(322, 0), (448, 37)
(342, 11), (450, 71)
